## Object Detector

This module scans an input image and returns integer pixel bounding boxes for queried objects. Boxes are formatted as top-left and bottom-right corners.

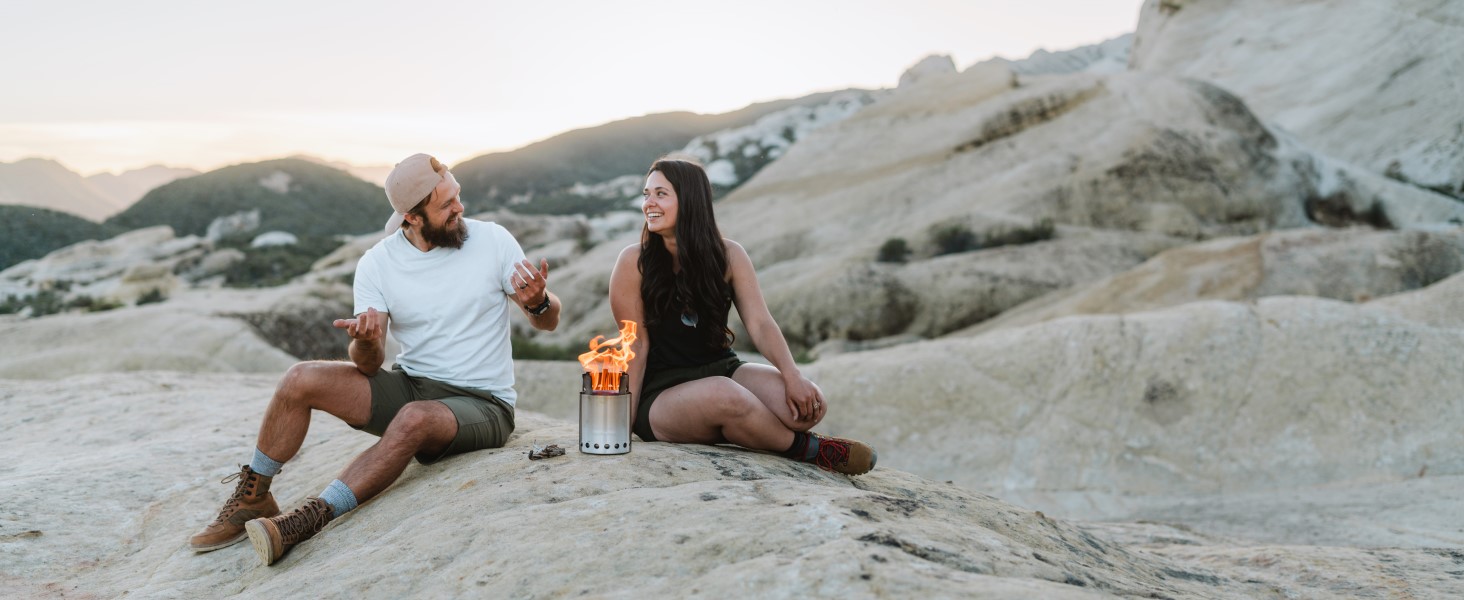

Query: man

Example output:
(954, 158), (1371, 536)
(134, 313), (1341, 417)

(188, 153), (561, 566)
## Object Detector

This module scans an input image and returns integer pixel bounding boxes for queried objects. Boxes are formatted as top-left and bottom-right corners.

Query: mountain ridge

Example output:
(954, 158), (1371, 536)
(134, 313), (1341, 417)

(105, 158), (388, 238)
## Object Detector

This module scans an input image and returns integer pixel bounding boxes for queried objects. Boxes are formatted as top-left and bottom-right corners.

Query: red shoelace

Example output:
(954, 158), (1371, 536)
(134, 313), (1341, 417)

(815, 438), (851, 470)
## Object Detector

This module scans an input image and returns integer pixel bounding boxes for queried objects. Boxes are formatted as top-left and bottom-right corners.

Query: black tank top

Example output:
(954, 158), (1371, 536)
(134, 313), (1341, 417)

(645, 293), (736, 370)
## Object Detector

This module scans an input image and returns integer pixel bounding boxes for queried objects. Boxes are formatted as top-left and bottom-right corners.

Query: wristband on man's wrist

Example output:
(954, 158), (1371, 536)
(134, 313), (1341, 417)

(527, 294), (552, 315)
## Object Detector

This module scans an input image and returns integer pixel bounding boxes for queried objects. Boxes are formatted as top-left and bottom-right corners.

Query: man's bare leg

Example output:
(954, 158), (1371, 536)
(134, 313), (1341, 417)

(337, 400), (456, 504)
(190, 361), (372, 552)
(256, 361), (373, 463)
(243, 400), (457, 566)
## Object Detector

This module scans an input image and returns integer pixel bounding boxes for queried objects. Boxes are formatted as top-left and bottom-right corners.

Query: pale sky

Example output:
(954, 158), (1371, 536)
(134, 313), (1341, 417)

(0, 0), (1143, 175)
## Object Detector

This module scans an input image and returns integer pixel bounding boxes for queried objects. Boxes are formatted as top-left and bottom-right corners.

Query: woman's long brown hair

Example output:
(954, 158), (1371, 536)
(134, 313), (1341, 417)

(638, 158), (734, 349)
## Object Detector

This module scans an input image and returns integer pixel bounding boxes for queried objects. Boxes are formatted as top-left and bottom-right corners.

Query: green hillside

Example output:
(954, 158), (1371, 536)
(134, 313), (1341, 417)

(106, 159), (389, 237)
(0, 205), (124, 270)
(451, 91), (854, 213)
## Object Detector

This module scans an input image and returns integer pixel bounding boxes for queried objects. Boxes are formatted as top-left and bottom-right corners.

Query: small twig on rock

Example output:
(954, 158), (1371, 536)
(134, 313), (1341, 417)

(529, 443), (565, 460)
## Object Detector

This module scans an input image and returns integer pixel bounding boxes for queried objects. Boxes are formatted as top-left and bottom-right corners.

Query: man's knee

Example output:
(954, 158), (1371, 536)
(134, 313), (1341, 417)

(277, 361), (359, 405)
(276, 362), (325, 403)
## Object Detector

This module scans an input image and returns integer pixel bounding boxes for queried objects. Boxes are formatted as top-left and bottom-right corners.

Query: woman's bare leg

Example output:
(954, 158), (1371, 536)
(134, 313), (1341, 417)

(730, 363), (823, 432)
(647, 376), (795, 451)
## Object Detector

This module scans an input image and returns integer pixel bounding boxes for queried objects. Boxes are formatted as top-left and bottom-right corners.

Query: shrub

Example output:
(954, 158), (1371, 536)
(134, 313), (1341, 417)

(137, 288), (167, 305)
(93, 299), (125, 312)
(0, 206), (123, 271)
(1, 290), (68, 317)
(222, 236), (347, 288)
(876, 238), (911, 263)
(930, 224), (979, 256)
(0, 294), (25, 315)
(67, 295), (125, 313)
(511, 334), (582, 361)
(981, 218), (1056, 249)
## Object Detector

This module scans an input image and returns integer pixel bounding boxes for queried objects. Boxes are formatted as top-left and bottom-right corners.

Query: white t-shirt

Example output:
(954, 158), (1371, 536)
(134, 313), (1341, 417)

(353, 219), (526, 405)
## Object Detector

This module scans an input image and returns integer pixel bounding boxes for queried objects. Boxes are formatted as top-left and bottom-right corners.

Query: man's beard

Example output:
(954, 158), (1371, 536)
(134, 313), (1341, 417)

(419, 215), (468, 249)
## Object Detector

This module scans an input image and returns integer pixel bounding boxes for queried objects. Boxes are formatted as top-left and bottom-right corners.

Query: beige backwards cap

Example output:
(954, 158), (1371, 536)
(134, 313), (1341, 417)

(382, 153), (446, 233)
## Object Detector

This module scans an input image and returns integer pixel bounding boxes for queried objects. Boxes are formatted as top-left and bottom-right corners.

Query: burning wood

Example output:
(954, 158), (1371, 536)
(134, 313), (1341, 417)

(578, 320), (637, 393)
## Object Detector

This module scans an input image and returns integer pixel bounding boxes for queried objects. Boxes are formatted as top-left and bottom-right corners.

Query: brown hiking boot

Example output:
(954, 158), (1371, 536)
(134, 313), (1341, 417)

(245, 497), (332, 566)
(189, 465), (280, 552)
(806, 433), (877, 476)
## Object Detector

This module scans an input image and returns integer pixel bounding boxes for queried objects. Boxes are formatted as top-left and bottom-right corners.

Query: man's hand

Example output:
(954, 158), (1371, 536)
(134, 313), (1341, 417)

(333, 307), (385, 342)
(510, 258), (550, 308)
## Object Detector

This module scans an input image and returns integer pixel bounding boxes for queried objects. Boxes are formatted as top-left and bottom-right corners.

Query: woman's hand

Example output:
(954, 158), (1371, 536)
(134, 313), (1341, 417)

(784, 374), (825, 422)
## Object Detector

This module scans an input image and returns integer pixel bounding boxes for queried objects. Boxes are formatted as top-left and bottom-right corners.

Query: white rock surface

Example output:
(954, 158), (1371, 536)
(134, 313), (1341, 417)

(0, 278), (370, 380)
(1131, 0), (1464, 196)
(568, 91), (883, 206)
(1, 371), (1456, 599)
(206, 209), (261, 242)
(898, 54), (958, 88)
(538, 68), (1464, 349)
(993, 33), (1133, 76)
(966, 227), (1464, 335)
(1370, 269), (1464, 329)
(801, 294), (1464, 499)
(257, 170), (293, 194)
(0, 303), (295, 379)
(0, 226), (209, 305)
(186, 248), (247, 282)
(249, 231), (299, 248)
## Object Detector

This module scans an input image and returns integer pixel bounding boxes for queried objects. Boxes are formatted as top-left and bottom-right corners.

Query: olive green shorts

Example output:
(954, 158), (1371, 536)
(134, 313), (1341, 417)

(634, 355), (746, 442)
(359, 365), (516, 464)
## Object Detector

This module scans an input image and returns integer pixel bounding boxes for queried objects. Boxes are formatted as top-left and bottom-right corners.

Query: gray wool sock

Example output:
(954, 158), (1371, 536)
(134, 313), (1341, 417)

(250, 448), (284, 477)
(319, 479), (358, 519)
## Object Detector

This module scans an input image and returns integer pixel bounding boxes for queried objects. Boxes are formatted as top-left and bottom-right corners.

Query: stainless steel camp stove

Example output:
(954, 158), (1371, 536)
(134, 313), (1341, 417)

(579, 372), (631, 455)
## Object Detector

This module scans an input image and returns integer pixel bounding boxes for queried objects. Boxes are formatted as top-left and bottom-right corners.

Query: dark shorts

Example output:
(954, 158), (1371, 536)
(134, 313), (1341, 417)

(634, 355), (747, 442)
(358, 365), (516, 464)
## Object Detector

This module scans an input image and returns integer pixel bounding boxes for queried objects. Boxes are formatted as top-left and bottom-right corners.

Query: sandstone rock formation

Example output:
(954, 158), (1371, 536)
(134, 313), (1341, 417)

(1131, 0), (1464, 197)
(537, 67), (1464, 349)
(2, 372), (1456, 598)
(5, 18), (1462, 598)
(0, 226), (207, 305)
(800, 290), (1464, 501)
(965, 227), (1464, 335)
(898, 54), (958, 88)
(752, 231), (1180, 346)
(0, 278), (371, 379)
(1371, 269), (1464, 329)
(996, 33), (1134, 76)
(0, 304), (295, 379)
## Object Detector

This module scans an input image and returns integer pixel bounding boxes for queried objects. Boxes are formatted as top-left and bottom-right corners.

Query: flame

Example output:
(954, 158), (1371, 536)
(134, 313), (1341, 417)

(578, 320), (638, 393)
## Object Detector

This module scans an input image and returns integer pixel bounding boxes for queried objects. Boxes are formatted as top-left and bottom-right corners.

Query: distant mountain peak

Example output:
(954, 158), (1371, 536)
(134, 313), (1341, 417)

(0, 158), (114, 221)
(284, 154), (393, 186)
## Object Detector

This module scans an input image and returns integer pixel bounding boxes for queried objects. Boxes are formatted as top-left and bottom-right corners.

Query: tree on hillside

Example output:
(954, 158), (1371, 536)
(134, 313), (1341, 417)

(0, 205), (123, 270)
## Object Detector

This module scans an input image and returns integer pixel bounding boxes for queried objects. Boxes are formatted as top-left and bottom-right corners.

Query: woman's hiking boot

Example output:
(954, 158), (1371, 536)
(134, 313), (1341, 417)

(804, 433), (877, 475)
(245, 497), (333, 566)
(188, 465), (280, 552)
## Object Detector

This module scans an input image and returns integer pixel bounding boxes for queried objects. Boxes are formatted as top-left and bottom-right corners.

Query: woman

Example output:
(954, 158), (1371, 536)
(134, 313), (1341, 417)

(609, 158), (875, 475)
